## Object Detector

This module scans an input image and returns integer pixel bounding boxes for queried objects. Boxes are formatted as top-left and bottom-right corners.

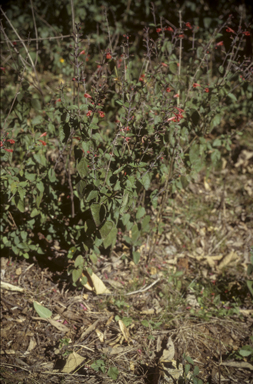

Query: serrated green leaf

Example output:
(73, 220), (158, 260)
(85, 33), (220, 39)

(33, 301), (52, 319)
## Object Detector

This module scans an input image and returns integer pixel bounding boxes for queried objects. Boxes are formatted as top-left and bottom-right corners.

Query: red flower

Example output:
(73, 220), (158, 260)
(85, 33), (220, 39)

(125, 137), (130, 142)
(178, 34), (184, 38)
(7, 139), (15, 144)
(216, 41), (223, 46)
(156, 28), (162, 33)
(0, 67), (6, 71)
(55, 98), (61, 103)
(39, 132), (47, 137)
(193, 83), (200, 87)
(204, 88), (209, 93)
(84, 93), (92, 99)
(174, 93), (179, 98)
(80, 50), (85, 55)
(86, 110), (92, 117)
(185, 22), (192, 29)
(87, 150), (90, 154)
(166, 87), (171, 92)
(106, 53), (112, 59)
(161, 62), (168, 67)
(0, 141), (4, 147)
(166, 26), (173, 32)
(98, 111), (105, 118)
(226, 27), (235, 34)
(38, 140), (47, 146)
(243, 31), (250, 36)
(4, 148), (13, 152)
(72, 77), (76, 81)
(12, 41), (17, 46)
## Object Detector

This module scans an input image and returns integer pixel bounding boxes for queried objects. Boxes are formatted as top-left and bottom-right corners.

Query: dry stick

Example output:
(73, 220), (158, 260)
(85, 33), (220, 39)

(0, 6), (43, 95)
(0, 19), (29, 69)
(30, 0), (39, 67)
(0, 34), (90, 43)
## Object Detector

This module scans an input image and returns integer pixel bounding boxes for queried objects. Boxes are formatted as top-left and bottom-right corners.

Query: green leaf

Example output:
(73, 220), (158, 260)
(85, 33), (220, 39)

(141, 320), (149, 327)
(186, 356), (194, 365)
(76, 158), (89, 178)
(33, 301), (52, 318)
(141, 173), (151, 190)
(136, 206), (145, 220)
(48, 168), (56, 182)
(31, 208), (40, 217)
(90, 203), (101, 226)
(133, 251), (140, 264)
(131, 224), (140, 244)
(211, 114), (222, 129)
(122, 317), (132, 327)
(72, 268), (82, 283)
(122, 213), (130, 226)
(107, 366), (118, 380)
(227, 93), (237, 102)
(103, 225), (117, 249)
(90, 252), (98, 264)
(141, 215), (150, 232)
(16, 198), (25, 212)
(100, 220), (114, 239)
(74, 255), (84, 268)
(31, 98), (41, 111)
(169, 62), (178, 75)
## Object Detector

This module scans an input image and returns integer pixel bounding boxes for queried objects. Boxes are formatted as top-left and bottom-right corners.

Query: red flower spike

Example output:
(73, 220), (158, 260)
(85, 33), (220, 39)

(86, 110), (92, 117)
(106, 53), (112, 59)
(216, 41), (223, 46)
(185, 22), (192, 29)
(4, 148), (13, 152)
(178, 34), (184, 38)
(161, 62), (168, 67)
(205, 88), (209, 93)
(193, 83), (200, 87)
(84, 93), (92, 99)
(99, 111), (105, 118)
(38, 140), (47, 146)
(166, 87), (171, 92)
(7, 139), (15, 144)
(166, 26), (173, 32)
(39, 132), (47, 137)
(243, 31), (250, 36)
(156, 28), (162, 33)
(80, 50), (85, 55)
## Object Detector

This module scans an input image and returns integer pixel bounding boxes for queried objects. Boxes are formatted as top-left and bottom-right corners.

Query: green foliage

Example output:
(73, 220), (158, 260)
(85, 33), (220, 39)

(1, 1), (252, 279)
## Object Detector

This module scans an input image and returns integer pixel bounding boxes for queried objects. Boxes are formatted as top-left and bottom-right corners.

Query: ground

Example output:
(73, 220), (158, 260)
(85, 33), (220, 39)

(1, 122), (253, 384)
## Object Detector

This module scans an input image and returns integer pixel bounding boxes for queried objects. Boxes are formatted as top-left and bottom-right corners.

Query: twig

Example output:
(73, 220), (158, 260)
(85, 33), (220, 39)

(125, 278), (160, 296)
(30, 0), (39, 66)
